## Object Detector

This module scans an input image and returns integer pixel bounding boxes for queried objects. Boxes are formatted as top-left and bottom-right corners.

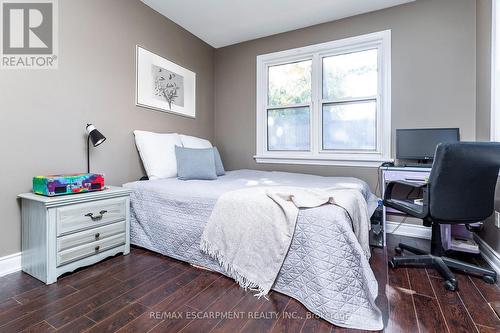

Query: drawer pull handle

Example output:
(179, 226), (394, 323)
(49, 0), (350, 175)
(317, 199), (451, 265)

(95, 233), (100, 239)
(85, 210), (108, 221)
(95, 246), (100, 252)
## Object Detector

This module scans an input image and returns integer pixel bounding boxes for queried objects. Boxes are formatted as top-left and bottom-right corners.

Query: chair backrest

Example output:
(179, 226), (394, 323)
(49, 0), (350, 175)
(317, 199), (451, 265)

(428, 142), (500, 223)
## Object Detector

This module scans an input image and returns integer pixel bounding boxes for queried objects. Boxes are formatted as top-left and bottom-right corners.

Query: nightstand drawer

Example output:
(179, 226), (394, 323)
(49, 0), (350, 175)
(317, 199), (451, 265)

(57, 233), (126, 266)
(56, 197), (126, 236)
(57, 221), (126, 252)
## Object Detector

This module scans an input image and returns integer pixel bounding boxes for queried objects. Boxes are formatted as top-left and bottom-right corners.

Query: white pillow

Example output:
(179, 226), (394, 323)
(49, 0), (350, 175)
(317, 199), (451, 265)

(133, 130), (182, 179)
(180, 134), (212, 149)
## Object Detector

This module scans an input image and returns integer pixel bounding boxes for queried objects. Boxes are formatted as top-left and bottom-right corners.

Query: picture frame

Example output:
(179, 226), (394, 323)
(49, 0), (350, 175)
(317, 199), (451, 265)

(136, 45), (196, 118)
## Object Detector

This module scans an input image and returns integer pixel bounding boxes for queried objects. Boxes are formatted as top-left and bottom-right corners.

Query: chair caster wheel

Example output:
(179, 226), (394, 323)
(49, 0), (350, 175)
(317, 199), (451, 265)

(444, 280), (457, 291)
(395, 247), (403, 255)
(388, 259), (396, 269)
(482, 275), (497, 284)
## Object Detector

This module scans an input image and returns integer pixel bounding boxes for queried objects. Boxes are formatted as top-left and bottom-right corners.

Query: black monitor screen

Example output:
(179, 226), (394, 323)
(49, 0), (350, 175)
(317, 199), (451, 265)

(396, 128), (459, 160)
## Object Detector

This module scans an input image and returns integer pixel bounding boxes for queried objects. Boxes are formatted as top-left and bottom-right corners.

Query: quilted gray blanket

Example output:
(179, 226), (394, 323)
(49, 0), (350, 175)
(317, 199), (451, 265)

(124, 169), (383, 330)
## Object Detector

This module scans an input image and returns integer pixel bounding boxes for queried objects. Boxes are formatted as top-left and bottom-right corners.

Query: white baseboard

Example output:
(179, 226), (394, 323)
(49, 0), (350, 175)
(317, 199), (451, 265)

(386, 221), (432, 240)
(0, 252), (21, 277)
(473, 235), (500, 276)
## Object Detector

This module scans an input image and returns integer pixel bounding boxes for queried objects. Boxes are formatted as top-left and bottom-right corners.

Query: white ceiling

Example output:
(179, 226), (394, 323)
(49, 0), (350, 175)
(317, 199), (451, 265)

(142, 0), (414, 48)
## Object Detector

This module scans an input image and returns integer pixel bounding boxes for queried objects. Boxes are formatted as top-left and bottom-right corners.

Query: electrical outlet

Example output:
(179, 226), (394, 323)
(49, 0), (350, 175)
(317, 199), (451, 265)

(495, 211), (500, 229)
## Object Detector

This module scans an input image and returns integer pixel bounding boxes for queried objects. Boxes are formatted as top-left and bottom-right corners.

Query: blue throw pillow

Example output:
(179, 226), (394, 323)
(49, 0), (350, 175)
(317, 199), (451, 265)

(213, 147), (226, 176)
(175, 146), (217, 180)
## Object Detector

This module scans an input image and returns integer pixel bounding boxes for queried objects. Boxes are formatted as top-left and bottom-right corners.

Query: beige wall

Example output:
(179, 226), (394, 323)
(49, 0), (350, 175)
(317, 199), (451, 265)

(476, 0), (492, 141)
(0, 0), (215, 257)
(214, 0), (477, 193)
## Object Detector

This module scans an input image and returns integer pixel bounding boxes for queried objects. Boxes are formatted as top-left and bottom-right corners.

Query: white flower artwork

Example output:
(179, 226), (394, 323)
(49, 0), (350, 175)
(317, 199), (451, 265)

(136, 46), (196, 118)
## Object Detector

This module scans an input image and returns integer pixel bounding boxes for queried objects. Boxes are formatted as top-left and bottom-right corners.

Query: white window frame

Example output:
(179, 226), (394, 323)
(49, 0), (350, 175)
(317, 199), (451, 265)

(255, 30), (392, 167)
(492, 0), (500, 141)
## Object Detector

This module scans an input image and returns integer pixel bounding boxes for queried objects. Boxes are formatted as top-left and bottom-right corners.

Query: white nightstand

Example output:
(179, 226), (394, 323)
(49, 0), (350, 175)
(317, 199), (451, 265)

(18, 186), (132, 284)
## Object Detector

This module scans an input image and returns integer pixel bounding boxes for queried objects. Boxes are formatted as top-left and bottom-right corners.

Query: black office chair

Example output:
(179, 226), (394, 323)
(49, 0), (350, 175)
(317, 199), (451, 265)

(385, 142), (500, 291)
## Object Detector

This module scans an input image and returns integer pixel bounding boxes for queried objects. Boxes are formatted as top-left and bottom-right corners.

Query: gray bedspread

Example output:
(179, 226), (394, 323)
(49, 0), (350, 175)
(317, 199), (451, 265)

(123, 169), (383, 330)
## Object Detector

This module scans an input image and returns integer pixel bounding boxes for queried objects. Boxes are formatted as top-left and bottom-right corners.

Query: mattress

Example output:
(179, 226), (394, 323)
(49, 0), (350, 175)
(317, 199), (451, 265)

(123, 169), (383, 330)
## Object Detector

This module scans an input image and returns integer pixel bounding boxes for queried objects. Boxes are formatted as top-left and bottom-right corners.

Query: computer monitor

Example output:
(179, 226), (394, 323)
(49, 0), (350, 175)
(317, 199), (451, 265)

(396, 128), (460, 161)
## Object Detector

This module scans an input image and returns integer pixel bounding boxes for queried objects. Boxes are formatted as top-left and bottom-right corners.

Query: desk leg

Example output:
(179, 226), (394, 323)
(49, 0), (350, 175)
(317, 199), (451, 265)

(382, 206), (387, 247)
(380, 169), (387, 247)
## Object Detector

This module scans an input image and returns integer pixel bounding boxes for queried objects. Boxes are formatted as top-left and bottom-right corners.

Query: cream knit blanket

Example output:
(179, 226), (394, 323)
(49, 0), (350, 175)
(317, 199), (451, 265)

(200, 186), (371, 297)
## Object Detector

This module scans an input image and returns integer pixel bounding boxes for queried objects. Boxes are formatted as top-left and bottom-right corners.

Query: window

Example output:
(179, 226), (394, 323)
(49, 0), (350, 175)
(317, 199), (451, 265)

(255, 31), (392, 167)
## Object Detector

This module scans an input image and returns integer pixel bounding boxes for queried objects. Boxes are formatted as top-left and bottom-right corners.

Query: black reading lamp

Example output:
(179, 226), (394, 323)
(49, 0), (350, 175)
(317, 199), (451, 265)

(86, 124), (106, 173)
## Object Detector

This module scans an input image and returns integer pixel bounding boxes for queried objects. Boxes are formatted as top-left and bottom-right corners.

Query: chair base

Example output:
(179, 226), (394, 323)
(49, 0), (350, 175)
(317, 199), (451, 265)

(388, 242), (497, 291)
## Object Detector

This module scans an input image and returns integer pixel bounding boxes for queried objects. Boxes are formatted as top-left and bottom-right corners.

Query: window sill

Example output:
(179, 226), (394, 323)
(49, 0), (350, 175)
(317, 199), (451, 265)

(254, 155), (393, 168)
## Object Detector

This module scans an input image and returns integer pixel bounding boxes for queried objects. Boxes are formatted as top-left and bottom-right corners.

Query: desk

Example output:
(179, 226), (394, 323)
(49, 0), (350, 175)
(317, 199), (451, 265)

(379, 166), (481, 253)
(379, 166), (432, 246)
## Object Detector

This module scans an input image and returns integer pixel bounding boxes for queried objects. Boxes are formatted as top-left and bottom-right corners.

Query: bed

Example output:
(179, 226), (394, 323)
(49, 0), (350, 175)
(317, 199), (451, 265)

(123, 169), (383, 330)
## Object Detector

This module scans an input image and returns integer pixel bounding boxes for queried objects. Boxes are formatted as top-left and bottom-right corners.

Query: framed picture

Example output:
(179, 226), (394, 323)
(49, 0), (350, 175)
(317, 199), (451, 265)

(136, 45), (196, 118)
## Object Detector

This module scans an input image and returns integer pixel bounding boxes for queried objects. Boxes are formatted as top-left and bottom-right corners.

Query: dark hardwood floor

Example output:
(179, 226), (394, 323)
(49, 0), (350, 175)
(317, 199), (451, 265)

(0, 235), (499, 333)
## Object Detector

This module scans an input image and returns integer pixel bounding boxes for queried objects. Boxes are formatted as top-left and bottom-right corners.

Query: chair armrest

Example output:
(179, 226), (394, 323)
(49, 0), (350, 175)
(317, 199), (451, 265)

(384, 180), (427, 201)
(384, 180), (430, 219)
